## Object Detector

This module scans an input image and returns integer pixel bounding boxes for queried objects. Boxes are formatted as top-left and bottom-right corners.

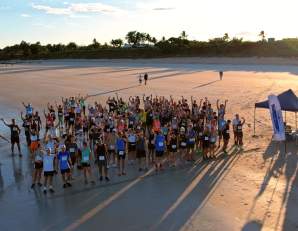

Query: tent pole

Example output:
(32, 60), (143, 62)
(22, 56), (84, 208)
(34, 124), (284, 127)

(295, 112), (297, 131)
(253, 106), (256, 137)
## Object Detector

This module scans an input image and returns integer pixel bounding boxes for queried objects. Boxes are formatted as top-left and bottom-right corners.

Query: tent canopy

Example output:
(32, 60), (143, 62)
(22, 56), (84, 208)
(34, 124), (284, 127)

(255, 89), (298, 112)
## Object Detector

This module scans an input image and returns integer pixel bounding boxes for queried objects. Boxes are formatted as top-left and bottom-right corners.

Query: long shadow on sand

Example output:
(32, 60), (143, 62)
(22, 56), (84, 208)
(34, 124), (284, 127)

(192, 80), (220, 89)
(243, 140), (298, 231)
(79, 67), (147, 76)
(43, 148), (242, 231)
(75, 148), (242, 231)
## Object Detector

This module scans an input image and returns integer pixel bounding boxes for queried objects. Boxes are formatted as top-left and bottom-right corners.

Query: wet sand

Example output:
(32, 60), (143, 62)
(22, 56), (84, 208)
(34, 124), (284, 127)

(0, 58), (297, 231)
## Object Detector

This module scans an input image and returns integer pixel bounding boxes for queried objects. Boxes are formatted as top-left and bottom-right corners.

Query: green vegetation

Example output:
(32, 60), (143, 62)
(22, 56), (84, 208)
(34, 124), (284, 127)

(1, 31), (298, 60)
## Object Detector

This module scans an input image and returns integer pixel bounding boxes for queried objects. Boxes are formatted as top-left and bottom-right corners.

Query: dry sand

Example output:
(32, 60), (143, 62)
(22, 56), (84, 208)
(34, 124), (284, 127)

(0, 58), (297, 230)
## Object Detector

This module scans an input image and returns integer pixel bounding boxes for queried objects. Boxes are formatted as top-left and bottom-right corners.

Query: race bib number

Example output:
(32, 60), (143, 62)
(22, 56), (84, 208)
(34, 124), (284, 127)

(204, 137), (209, 141)
(62, 156), (67, 161)
(158, 142), (164, 147)
(119, 151), (124, 156)
(226, 130), (230, 134)
(238, 126), (242, 130)
(70, 118), (74, 121)
(109, 145), (115, 150)
(199, 132), (203, 136)
(36, 155), (42, 161)
(70, 148), (75, 153)
(129, 121), (133, 125)
(99, 156), (105, 161)
(83, 156), (89, 161)
(171, 145), (177, 149)
(13, 127), (18, 131)
(189, 138), (195, 142)
(181, 142), (186, 147)
(211, 137), (216, 142)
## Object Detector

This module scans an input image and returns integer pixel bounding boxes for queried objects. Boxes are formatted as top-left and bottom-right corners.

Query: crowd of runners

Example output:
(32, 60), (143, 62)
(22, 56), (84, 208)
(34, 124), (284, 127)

(0, 93), (245, 194)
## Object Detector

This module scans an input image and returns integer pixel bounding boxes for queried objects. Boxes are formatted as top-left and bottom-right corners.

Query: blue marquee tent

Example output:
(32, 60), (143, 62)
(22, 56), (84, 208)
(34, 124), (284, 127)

(255, 89), (298, 112)
(254, 89), (298, 135)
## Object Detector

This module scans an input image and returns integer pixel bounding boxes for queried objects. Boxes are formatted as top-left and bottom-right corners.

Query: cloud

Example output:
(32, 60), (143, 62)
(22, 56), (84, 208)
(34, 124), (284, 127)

(153, 7), (175, 11)
(32, 4), (70, 15)
(21, 14), (32, 18)
(32, 2), (124, 16)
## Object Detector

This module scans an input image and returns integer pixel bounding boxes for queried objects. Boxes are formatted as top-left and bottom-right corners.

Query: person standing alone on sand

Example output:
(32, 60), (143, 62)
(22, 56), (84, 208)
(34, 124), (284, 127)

(144, 73), (148, 85)
(219, 71), (223, 80)
(139, 74), (142, 85)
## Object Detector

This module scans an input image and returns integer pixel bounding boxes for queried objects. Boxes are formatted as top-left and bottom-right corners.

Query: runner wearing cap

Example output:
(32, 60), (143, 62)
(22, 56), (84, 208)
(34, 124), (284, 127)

(57, 145), (72, 188)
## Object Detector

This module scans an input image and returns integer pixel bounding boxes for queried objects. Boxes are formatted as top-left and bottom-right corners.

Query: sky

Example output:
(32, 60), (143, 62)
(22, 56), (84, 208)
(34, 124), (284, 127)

(0, 0), (297, 48)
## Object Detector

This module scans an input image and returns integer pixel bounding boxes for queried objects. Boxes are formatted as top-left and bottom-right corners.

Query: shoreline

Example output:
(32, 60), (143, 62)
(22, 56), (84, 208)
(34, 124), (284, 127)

(2, 57), (298, 67)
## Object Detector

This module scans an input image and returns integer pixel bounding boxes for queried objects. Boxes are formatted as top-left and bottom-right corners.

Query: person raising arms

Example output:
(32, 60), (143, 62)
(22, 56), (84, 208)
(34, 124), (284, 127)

(1, 118), (22, 156)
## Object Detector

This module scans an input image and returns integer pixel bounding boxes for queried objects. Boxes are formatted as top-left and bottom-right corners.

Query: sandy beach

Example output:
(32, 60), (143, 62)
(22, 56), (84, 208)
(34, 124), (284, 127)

(0, 57), (297, 231)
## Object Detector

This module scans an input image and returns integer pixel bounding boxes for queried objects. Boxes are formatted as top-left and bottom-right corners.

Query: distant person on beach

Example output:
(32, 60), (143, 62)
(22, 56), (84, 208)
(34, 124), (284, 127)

(144, 73), (148, 85)
(139, 74), (142, 85)
(1, 118), (22, 156)
(219, 71), (223, 80)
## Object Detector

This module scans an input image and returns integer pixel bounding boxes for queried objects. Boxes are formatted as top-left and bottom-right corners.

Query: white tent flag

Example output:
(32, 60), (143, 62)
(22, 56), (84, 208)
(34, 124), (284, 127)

(268, 95), (286, 141)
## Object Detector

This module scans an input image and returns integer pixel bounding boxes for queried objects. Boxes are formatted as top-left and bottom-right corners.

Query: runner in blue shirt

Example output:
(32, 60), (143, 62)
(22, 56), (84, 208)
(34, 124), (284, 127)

(58, 145), (72, 188)
(155, 131), (165, 172)
(218, 116), (226, 147)
(116, 132), (127, 176)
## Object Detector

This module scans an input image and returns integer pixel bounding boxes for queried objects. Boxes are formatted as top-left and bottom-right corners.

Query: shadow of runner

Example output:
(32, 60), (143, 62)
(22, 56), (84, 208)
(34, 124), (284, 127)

(244, 141), (298, 231)
(281, 141), (298, 231)
(192, 80), (220, 89)
(153, 152), (241, 231)
(241, 220), (263, 231)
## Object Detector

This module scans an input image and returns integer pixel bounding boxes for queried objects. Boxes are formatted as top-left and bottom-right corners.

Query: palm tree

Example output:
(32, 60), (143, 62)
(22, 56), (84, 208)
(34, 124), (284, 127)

(180, 31), (188, 40)
(110, 39), (123, 48)
(151, 37), (157, 45)
(92, 38), (100, 49)
(259, 31), (266, 42)
(223, 33), (229, 41)
(145, 33), (151, 44)
(66, 42), (78, 50)
(126, 31), (137, 45)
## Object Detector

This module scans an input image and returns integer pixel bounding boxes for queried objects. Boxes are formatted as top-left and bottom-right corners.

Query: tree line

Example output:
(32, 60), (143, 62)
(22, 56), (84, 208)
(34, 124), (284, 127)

(1, 31), (298, 60)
